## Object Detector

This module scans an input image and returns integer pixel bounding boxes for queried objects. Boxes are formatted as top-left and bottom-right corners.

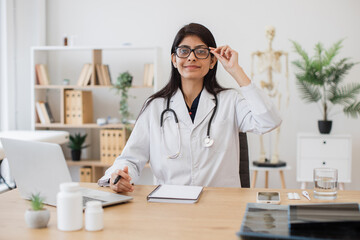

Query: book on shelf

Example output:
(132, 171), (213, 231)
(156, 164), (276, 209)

(35, 64), (50, 85)
(35, 101), (54, 124)
(95, 64), (105, 85)
(35, 101), (46, 124)
(101, 64), (111, 86)
(147, 184), (204, 204)
(77, 63), (91, 86)
(44, 102), (55, 123)
(143, 63), (154, 87)
(82, 64), (93, 86)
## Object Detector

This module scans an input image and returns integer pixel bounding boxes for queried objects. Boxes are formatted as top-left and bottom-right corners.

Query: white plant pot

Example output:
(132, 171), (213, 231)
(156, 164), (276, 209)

(24, 209), (50, 228)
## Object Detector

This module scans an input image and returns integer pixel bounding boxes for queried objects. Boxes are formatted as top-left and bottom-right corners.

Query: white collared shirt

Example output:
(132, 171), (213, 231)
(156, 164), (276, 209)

(98, 83), (281, 187)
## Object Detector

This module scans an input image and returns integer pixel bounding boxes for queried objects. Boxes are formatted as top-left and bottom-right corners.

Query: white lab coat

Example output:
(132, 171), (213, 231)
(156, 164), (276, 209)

(99, 83), (281, 187)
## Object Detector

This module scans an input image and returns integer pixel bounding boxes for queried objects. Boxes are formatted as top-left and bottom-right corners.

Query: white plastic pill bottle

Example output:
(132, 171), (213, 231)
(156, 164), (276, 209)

(85, 201), (104, 231)
(57, 182), (83, 231)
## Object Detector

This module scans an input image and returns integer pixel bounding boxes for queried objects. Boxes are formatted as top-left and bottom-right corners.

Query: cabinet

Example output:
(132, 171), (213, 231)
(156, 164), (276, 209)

(296, 133), (352, 189)
(31, 46), (158, 182)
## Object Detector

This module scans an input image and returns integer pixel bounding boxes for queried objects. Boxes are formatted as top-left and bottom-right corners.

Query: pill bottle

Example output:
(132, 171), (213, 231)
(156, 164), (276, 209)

(57, 182), (83, 231)
(85, 201), (103, 231)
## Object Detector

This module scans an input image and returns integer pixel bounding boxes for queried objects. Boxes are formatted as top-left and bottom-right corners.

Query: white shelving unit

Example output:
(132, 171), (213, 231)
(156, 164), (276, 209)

(30, 46), (159, 182)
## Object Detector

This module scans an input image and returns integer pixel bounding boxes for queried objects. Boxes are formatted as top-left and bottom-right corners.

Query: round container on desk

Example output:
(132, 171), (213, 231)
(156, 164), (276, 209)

(85, 201), (103, 231)
(57, 182), (83, 231)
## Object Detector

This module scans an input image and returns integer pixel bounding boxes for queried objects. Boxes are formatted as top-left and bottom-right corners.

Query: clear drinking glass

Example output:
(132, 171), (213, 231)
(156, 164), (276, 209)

(313, 168), (338, 200)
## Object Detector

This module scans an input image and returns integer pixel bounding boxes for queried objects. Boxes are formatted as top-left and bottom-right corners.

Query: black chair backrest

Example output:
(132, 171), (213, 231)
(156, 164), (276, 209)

(239, 132), (250, 188)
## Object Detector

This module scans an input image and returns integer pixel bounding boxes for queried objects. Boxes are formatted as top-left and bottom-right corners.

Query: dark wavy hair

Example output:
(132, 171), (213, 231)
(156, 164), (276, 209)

(139, 23), (227, 115)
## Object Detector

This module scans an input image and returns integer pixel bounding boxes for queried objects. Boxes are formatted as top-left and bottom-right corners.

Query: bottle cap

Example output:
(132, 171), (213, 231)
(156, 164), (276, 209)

(86, 201), (102, 209)
(60, 182), (80, 192)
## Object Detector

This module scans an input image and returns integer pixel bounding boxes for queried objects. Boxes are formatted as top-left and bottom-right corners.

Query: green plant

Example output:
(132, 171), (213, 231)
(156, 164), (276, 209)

(113, 71), (133, 123)
(291, 40), (360, 121)
(30, 193), (44, 211)
(68, 133), (89, 150)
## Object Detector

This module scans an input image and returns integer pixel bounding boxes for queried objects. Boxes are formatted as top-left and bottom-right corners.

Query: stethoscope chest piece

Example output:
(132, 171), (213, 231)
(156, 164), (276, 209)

(203, 137), (214, 148)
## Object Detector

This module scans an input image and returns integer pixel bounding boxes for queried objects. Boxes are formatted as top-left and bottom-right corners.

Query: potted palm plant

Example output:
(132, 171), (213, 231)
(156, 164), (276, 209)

(291, 40), (360, 134)
(68, 133), (89, 161)
(24, 193), (50, 228)
(113, 71), (133, 123)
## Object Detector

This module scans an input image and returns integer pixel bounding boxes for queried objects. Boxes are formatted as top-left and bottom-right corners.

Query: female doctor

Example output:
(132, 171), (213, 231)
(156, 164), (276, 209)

(98, 23), (281, 192)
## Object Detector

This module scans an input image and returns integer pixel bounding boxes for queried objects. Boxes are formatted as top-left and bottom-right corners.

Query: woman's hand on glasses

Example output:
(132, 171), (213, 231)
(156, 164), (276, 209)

(210, 45), (251, 87)
(110, 166), (134, 193)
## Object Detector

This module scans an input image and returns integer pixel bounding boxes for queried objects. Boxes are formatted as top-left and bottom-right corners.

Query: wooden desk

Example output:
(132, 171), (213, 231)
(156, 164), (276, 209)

(1, 184), (360, 240)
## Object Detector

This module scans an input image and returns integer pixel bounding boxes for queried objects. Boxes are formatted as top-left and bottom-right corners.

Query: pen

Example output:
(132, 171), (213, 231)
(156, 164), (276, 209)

(113, 175), (122, 184)
(302, 191), (311, 201)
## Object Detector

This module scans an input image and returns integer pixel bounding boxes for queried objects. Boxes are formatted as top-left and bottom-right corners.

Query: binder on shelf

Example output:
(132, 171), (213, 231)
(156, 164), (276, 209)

(80, 167), (92, 182)
(64, 90), (93, 124)
(100, 128), (131, 165)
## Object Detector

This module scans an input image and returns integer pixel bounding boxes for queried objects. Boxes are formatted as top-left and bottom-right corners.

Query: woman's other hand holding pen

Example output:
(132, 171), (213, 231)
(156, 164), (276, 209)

(110, 166), (134, 193)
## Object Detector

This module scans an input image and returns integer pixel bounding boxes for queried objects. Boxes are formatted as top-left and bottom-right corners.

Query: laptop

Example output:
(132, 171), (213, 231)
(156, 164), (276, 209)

(0, 138), (133, 207)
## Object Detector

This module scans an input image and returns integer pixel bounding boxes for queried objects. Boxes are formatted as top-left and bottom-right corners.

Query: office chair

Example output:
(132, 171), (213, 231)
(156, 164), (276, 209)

(239, 132), (250, 188)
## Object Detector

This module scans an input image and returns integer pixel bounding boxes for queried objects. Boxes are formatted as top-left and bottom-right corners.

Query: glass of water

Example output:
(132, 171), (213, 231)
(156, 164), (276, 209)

(313, 168), (338, 200)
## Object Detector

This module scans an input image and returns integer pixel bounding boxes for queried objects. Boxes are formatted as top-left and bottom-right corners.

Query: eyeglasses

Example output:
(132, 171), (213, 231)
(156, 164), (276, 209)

(175, 46), (210, 59)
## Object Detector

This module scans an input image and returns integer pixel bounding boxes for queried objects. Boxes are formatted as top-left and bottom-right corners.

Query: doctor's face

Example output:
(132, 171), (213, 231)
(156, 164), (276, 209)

(172, 35), (216, 83)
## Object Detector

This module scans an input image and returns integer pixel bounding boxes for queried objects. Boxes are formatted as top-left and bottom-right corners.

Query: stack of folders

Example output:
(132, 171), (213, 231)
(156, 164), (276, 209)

(35, 101), (55, 124)
(100, 128), (130, 165)
(64, 90), (93, 124)
(147, 185), (203, 204)
(238, 203), (360, 240)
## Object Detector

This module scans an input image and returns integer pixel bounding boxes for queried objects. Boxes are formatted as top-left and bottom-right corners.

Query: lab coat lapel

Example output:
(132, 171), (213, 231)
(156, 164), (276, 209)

(193, 89), (215, 129)
(170, 89), (193, 127)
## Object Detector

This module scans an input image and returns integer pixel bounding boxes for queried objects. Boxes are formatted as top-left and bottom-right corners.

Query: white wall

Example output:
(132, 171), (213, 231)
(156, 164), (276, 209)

(14, 0), (360, 189)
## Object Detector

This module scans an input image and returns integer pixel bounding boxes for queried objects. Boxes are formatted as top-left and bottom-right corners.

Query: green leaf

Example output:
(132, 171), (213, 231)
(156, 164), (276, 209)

(67, 133), (89, 150)
(296, 79), (321, 103)
(30, 193), (44, 211)
(343, 102), (360, 118)
(323, 39), (343, 66)
(330, 83), (360, 105)
(290, 40), (309, 62)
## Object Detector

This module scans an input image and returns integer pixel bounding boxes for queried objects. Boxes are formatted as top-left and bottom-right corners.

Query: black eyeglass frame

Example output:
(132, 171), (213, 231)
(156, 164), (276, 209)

(174, 46), (211, 59)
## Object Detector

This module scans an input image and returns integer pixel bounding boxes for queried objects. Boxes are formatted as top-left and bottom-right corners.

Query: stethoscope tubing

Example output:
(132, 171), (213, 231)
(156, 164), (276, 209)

(160, 93), (218, 158)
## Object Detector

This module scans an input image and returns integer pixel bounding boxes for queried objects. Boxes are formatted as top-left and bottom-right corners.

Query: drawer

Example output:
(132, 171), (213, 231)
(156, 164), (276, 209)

(299, 137), (350, 159)
(297, 159), (350, 182)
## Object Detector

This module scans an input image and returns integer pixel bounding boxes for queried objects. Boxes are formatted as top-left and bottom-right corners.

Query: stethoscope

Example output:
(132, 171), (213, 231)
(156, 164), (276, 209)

(160, 94), (218, 159)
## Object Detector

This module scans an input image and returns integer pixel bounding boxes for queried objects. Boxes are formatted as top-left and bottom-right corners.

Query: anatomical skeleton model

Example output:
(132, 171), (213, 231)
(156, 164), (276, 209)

(251, 26), (289, 164)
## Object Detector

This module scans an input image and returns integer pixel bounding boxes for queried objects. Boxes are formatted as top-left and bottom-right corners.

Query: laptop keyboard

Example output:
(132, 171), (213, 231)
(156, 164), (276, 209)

(83, 196), (107, 207)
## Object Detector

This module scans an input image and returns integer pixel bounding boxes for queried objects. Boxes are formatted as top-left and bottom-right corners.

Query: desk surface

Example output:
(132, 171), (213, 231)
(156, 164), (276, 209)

(1, 184), (360, 240)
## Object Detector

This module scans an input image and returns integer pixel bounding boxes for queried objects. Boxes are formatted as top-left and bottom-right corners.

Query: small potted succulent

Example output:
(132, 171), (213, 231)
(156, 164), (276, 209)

(68, 132), (89, 161)
(24, 193), (50, 229)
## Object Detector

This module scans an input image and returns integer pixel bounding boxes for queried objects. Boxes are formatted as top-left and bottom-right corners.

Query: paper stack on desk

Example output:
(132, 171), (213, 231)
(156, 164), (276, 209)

(147, 184), (204, 204)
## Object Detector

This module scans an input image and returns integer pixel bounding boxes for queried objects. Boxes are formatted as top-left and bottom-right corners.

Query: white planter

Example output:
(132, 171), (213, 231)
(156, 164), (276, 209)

(24, 209), (50, 228)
